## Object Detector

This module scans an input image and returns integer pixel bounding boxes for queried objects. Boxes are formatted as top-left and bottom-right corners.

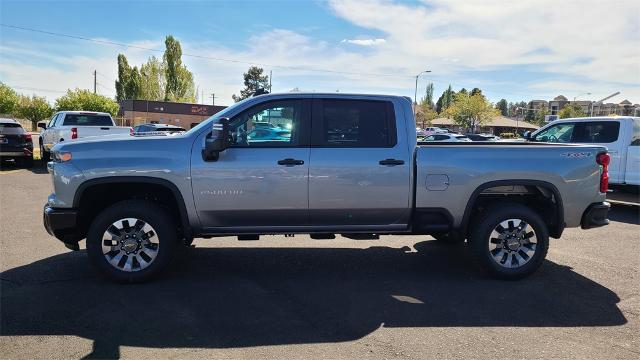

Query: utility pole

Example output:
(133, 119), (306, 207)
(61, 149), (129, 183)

(269, 70), (272, 92)
(93, 70), (97, 94)
(210, 93), (217, 106)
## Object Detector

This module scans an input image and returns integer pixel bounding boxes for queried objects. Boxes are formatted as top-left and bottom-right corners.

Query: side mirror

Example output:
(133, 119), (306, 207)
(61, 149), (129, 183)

(38, 123), (46, 130)
(523, 131), (531, 141)
(203, 117), (230, 161)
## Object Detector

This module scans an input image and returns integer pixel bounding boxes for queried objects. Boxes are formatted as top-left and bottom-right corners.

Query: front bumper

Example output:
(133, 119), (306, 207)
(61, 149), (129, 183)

(581, 202), (610, 229)
(43, 204), (82, 250)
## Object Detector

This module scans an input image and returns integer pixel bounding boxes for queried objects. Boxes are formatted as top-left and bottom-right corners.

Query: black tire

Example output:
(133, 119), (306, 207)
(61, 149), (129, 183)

(469, 203), (549, 280)
(40, 142), (50, 162)
(432, 231), (465, 244)
(22, 156), (34, 168)
(86, 200), (178, 283)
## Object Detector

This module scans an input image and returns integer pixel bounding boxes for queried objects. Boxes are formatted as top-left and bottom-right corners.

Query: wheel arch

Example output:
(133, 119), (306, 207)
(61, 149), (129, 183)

(459, 179), (565, 238)
(73, 176), (192, 240)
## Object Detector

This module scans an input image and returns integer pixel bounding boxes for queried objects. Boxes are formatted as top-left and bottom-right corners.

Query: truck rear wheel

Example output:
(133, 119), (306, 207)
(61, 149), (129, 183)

(469, 203), (549, 280)
(86, 200), (178, 283)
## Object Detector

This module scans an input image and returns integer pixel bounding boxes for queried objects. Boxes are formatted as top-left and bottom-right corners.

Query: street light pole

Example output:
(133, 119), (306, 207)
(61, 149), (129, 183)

(413, 70), (431, 116)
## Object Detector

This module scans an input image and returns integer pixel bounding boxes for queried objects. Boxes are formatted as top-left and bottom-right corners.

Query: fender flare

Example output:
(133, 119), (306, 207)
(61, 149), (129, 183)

(73, 176), (193, 239)
(459, 179), (565, 238)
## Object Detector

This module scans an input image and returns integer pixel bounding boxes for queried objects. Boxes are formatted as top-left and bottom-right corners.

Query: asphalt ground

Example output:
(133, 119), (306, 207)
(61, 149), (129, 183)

(1, 161), (639, 359)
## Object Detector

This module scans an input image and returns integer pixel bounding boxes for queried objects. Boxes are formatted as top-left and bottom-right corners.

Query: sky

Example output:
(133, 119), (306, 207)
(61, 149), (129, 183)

(1, 0), (639, 107)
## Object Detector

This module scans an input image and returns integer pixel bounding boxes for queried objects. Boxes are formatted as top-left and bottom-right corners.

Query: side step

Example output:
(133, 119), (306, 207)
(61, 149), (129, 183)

(341, 233), (380, 240)
(310, 233), (336, 240)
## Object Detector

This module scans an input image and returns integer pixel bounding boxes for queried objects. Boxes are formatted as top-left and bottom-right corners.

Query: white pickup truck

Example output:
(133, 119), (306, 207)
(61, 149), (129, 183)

(526, 116), (640, 188)
(38, 111), (132, 160)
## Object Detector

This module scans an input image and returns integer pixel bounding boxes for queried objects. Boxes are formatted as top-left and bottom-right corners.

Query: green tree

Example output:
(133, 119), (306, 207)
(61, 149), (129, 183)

(558, 102), (587, 119)
(126, 66), (142, 100)
(415, 102), (438, 128)
(115, 54), (131, 101)
(443, 92), (500, 132)
(435, 85), (455, 114)
(458, 88), (468, 95)
(533, 105), (549, 125)
(470, 87), (482, 97)
(421, 82), (434, 108)
(0, 82), (20, 115)
(140, 56), (166, 101)
(55, 89), (119, 116)
(162, 35), (196, 102)
(496, 99), (508, 116)
(14, 95), (53, 131)
(232, 66), (270, 102)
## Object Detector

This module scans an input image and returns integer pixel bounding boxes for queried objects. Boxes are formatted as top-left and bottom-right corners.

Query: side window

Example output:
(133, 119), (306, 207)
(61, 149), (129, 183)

(229, 100), (302, 147)
(579, 122), (620, 143)
(54, 114), (65, 126)
(47, 114), (59, 128)
(533, 123), (576, 143)
(424, 135), (435, 141)
(316, 99), (396, 147)
(631, 119), (640, 146)
(435, 135), (448, 140)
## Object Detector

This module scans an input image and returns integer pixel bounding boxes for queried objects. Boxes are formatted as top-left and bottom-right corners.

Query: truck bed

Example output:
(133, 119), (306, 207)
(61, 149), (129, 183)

(415, 142), (607, 229)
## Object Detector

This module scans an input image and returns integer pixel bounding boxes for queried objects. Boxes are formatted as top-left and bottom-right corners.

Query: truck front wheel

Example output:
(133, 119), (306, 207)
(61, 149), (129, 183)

(86, 200), (178, 283)
(469, 203), (549, 280)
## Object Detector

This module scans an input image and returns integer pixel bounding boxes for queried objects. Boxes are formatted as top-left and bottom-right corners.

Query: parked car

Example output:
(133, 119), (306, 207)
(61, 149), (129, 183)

(246, 128), (291, 143)
(133, 123), (186, 134)
(526, 117), (639, 188)
(465, 133), (500, 141)
(44, 93), (609, 282)
(0, 118), (33, 167)
(422, 126), (447, 136)
(38, 111), (132, 160)
(421, 133), (472, 142)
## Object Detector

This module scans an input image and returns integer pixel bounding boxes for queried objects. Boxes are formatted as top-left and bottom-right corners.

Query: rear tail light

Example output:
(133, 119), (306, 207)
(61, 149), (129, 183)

(22, 133), (32, 142)
(130, 127), (134, 136)
(71, 127), (78, 139)
(596, 152), (610, 193)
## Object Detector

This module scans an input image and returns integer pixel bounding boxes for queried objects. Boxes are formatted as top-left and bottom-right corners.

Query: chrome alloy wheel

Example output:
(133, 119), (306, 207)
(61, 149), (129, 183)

(101, 218), (160, 272)
(488, 219), (537, 269)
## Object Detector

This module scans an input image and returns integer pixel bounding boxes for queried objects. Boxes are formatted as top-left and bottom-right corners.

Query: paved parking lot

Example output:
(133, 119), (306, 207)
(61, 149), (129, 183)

(1, 163), (639, 359)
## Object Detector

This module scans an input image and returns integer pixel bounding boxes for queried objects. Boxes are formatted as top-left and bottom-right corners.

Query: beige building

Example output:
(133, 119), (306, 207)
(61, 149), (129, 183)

(431, 116), (538, 135)
(117, 100), (226, 129)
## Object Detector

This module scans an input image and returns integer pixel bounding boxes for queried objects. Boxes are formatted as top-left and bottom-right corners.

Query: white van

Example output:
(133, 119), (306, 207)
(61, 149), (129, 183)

(526, 117), (640, 187)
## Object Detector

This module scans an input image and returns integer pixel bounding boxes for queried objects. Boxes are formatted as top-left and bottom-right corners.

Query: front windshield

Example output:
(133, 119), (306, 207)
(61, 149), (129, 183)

(185, 97), (253, 135)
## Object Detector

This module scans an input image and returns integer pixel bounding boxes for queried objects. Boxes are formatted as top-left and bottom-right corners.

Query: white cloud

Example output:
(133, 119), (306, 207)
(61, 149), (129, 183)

(341, 38), (386, 46)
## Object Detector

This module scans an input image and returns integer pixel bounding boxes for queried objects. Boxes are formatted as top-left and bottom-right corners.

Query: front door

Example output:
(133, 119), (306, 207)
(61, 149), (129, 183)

(191, 99), (311, 229)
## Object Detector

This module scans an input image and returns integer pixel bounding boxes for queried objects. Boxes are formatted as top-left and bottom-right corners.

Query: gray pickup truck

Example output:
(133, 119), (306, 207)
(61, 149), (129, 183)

(43, 93), (611, 282)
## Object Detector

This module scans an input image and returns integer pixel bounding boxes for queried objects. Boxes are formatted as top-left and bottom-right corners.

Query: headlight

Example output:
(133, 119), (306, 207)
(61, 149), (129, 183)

(52, 151), (72, 162)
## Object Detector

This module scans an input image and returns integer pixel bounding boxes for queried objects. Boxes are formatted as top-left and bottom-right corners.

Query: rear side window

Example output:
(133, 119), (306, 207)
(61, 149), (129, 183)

(315, 99), (396, 147)
(0, 122), (25, 134)
(630, 119), (639, 146)
(579, 121), (620, 143)
(63, 114), (113, 126)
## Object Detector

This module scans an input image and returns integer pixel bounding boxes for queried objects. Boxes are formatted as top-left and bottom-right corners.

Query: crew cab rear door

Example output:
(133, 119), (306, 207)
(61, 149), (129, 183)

(574, 120), (624, 183)
(308, 97), (412, 228)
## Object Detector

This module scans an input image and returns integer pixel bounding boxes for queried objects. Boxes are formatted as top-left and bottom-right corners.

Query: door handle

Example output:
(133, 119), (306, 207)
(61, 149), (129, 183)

(379, 158), (405, 166)
(277, 158), (305, 166)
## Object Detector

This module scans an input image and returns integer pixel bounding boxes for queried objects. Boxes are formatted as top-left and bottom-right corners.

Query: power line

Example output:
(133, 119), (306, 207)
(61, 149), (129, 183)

(1, 23), (414, 79)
